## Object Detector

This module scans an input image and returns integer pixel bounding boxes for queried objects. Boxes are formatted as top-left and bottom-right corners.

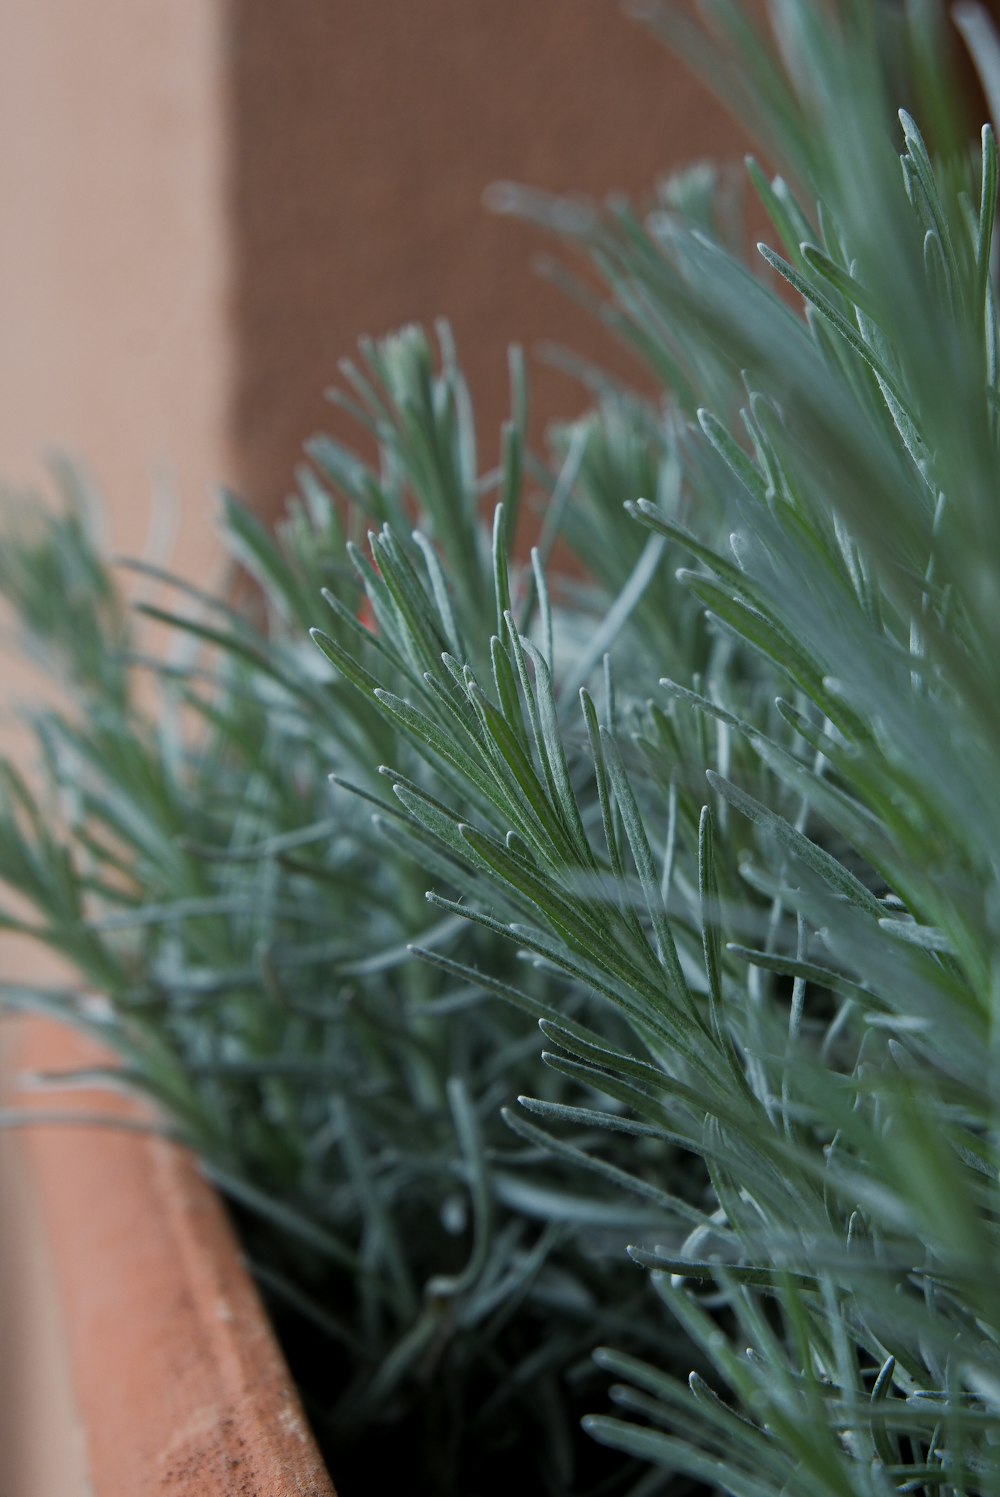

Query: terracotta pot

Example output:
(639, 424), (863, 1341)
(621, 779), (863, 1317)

(1, 1016), (337, 1497)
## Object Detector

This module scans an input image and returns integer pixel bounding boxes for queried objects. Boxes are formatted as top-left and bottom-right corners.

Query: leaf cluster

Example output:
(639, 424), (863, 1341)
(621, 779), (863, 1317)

(5, 4), (1000, 1495)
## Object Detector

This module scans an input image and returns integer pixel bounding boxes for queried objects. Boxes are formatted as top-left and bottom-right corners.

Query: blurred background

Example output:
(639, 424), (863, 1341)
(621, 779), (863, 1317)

(0, 3), (736, 1493)
(0, 0), (740, 562)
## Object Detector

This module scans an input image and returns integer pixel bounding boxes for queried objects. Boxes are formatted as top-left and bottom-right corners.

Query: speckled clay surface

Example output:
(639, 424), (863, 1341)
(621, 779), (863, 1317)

(11, 1019), (336, 1497)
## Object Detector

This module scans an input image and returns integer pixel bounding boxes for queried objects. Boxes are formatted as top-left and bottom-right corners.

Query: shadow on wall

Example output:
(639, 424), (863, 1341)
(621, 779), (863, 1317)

(228, 0), (740, 512)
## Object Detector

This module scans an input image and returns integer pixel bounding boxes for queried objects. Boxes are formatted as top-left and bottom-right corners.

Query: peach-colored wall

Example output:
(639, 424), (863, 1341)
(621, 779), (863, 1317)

(0, 0), (736, 535)
(0, 0), (233, 567)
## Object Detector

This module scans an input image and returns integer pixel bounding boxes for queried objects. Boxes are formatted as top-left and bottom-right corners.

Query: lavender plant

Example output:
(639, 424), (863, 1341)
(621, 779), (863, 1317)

(4, 3), (1000, 1494)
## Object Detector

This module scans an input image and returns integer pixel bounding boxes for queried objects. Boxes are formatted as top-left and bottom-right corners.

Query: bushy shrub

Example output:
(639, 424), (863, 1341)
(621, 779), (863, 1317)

(4, 5), (1000, 1493)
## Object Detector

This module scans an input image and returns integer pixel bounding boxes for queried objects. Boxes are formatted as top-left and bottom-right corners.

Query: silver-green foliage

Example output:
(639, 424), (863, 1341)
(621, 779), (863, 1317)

(0, 329), (709, 1495)
(314, 5), (1000, 1494)
(4, 2), (1000, 1494)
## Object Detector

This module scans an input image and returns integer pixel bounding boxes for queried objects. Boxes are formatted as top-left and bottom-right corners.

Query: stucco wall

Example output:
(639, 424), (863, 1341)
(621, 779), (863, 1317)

(0, 0), (233, 567)
(227, 0), (738, 509)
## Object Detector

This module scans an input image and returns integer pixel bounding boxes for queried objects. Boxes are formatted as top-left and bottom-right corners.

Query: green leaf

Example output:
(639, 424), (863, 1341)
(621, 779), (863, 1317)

(706, 770), (884, 918)
(756, 242), (912, 416)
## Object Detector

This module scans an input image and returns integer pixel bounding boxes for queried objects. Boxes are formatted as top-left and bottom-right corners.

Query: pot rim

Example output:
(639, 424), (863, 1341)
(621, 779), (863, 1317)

(5, 1015), (337, 1497)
